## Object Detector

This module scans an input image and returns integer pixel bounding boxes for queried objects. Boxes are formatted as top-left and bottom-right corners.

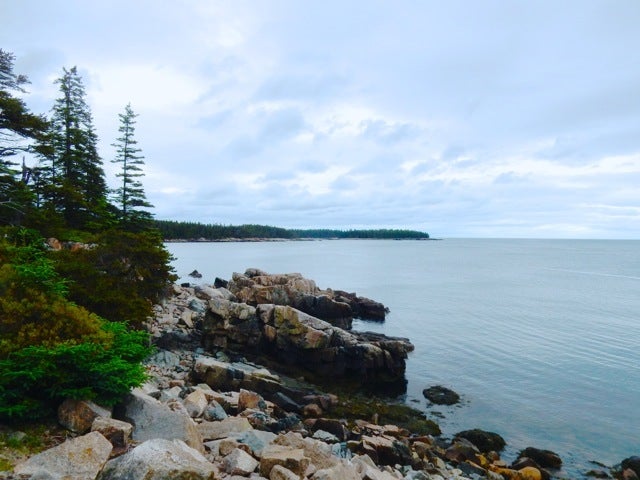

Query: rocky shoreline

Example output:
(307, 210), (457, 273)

(1, 270), (638, 480)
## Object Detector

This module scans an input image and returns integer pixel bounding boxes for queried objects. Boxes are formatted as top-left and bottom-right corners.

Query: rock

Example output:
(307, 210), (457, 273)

(312, 418), (349, 442)
(360, 435), (412, 466)
(454, 429), (506, 453)
(311, 463), (361, 480)
(623, 457), (640, 477)
(91, 416), (133, 450)
(116, 390), (203, 453)
(198, 417), (253, 441)
(57, 398), (111, 434)
(14, 431), (112, 480)
(260, 445), (310, 477)
(270, 464), (301, 480)
(313, 430), (339, 443)
(303, 403), (323, 417)
(235, 429), (278, 457)
(238, 388), (266, 412)
(204, 399), (229, 421)
(184, 389), (210, 418)
(194, 355), (282, 395)
(519, 466), (544, 480)
(586, 469), (611, 478)
(624, 469), (640, 480)
(422, 385), (460, 405)
(98, 438), (216, 480)
(189, 269), (203, 278)
(518, 447), (562, 469)
(271, 392), (303, 413)
(445, 437), (480, 463)
(223, 447), (260, 476)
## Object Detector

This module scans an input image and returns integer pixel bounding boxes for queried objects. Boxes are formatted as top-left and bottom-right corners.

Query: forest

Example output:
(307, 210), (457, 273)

(155, 220), (430, 240)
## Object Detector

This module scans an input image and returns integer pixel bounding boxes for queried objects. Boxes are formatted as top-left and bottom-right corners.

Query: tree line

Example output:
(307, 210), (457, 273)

(155, 219), (430, 240)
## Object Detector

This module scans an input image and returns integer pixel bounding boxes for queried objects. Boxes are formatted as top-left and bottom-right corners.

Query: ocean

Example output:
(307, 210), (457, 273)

(166, 239), (640, 476)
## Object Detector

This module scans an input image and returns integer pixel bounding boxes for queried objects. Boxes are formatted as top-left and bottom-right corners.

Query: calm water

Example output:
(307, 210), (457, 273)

(166, 239), (640, 476)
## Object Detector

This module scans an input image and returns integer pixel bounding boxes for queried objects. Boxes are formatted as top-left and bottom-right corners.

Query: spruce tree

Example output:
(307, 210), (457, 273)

(111, 103), (153, 228)
(0, 49), (48, 225)
(44, 66), (110, 230)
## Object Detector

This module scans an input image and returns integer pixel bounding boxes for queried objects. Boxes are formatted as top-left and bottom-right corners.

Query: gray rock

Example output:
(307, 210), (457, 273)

(15, 431), (112, 480)
(184, 389), (209, 418)
(204, 400), (228, 421)
(198, 417), (253, 441)
(222, 448), (259, 476)
(235, 429), (278, 457)
(116, 390), (203, 452)
(98, 438), (216, 480)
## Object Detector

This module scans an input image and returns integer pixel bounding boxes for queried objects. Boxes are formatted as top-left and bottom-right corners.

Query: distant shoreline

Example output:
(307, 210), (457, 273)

(164, 237), (440, 243)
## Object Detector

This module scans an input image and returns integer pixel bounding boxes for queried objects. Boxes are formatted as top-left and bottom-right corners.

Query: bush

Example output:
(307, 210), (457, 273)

(54, 229), (177, 328)
(0, 322), (152, 420)
(0, 229), (153, 421)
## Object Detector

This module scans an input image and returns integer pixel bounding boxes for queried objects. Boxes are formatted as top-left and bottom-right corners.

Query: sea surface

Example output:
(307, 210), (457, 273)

(166, 239), (640, 477)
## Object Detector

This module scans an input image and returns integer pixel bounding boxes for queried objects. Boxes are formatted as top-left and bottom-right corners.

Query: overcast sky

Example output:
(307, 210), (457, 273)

(2, 1), (640, 238)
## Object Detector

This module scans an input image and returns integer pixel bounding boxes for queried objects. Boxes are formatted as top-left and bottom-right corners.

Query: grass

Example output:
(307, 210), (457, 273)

(0, 420), (68, 472)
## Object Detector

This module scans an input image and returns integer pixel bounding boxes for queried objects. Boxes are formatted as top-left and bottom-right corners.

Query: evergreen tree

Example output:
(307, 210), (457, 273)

(111, 103), (152, 228)
(43, 67), (110, 230)
(0, 49), (48, 225)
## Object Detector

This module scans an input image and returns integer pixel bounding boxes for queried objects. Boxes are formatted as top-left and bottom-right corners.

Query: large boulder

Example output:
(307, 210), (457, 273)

(98, 438), (216, 480)
(422, 385), (460, 405)
(115, 389), (204, 453)
(202, 302), (412, 389)
(622, 457), (640, 477)
(14, 431), (112, 480)
(226, 269), (390, 326)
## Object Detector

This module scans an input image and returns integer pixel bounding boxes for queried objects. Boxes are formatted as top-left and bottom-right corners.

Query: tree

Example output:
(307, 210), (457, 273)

(42, 67), (110, 230)
(0, 49), (48, 225)
(111, 103), (153, 228)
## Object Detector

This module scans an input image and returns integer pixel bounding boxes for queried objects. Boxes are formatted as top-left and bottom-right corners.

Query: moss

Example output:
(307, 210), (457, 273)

(329, 396), (441, 436)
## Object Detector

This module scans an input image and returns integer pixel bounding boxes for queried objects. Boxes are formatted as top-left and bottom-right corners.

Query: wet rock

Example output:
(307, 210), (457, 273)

(454, 428), (506, 453)
(14, 431), (112, 480)
(623, 457), (640, 477)
(518, 447), (562, 469)
(98, 438), (216, 480)
(422, 385), (460, 405)
(445, 437), (480, 463)
(189, 269), (203, 278)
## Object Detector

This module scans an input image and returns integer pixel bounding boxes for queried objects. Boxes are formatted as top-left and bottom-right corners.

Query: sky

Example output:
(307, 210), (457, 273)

(2, 0), (640, 238)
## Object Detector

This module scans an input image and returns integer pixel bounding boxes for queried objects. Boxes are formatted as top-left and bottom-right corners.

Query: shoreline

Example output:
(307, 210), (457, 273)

(164, 237), (439, 243)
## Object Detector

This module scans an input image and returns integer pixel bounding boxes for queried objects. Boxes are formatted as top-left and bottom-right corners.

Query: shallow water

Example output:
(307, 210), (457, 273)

(167, 238), (640, 476)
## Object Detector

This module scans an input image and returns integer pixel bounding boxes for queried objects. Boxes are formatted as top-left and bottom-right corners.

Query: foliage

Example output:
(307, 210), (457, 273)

(0, 49), (48, 226)
(53, 229), (176, 328)
(38, 66), (111, 231)
(0, 323), (152, 421)
(0, 231), (153, 421)
(111, 103), (153, 228)
(154, 219), (430, 240)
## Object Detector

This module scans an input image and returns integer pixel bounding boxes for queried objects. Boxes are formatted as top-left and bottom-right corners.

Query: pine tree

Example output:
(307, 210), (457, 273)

(0, 49), (48, 225)
(111, 103), (153, 228)
(43, 66), (110, 230)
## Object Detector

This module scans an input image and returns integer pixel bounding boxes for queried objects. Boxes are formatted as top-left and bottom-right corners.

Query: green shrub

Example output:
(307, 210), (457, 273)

(0, 229), (153, 422)
(0, 322), (152, 421)
(54, 229), (176, 328)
